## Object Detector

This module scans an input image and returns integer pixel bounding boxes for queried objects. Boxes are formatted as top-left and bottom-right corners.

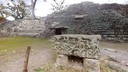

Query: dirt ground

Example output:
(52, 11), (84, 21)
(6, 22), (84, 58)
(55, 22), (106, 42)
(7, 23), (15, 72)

(99, 41), (128, 52)
(0, 38), (128, 72)
(0, 48), (56, 72)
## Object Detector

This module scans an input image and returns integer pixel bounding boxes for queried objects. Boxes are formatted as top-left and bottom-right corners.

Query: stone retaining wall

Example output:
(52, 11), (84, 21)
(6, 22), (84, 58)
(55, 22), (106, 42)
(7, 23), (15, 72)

(2, 19), (51, 37)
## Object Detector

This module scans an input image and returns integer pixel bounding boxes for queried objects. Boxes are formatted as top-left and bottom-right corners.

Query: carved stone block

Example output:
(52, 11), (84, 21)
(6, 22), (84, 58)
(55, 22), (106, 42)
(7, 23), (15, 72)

(54, 34), (101, 72)
(54, 34), (101, 59)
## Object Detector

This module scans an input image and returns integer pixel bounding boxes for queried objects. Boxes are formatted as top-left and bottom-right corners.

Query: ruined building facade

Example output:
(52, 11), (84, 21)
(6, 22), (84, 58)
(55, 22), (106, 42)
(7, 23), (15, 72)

(45, 2), (128, 42)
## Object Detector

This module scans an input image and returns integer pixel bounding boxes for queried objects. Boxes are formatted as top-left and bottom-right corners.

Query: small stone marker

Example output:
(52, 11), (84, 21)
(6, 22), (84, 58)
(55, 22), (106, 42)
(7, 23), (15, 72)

(54, 34), (101, 72)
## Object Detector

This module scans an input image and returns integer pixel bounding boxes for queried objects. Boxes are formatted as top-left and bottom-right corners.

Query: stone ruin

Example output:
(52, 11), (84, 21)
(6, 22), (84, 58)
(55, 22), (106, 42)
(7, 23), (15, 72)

(54, 34), (101, 72)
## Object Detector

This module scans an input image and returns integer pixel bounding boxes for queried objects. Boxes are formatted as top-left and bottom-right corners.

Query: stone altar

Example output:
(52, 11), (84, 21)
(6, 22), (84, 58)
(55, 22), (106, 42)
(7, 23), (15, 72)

(54, 34), (101, 72)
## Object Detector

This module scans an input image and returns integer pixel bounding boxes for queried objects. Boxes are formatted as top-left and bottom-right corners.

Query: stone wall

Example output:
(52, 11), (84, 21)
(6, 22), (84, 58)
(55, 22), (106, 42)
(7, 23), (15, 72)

(0, 29), (9, 37)
(2, 19), (51, 37)
(0, 21), (10, 37)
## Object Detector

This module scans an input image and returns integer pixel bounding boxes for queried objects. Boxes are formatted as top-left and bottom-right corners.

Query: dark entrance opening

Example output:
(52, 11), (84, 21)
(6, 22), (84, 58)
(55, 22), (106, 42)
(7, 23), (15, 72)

(50, 25), (69, 35)
(55, 28), (62, 35)
(68, 55), (84, 66)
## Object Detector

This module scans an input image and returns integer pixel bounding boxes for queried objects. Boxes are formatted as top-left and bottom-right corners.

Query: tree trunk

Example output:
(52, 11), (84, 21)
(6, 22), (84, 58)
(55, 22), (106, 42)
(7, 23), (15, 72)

(31, 0), (35, 19)
(31, 6), (35, 19)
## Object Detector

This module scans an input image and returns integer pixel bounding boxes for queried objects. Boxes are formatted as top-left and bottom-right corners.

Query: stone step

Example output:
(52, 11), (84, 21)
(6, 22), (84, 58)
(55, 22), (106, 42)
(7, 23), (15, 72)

(11, 32), (40, 37)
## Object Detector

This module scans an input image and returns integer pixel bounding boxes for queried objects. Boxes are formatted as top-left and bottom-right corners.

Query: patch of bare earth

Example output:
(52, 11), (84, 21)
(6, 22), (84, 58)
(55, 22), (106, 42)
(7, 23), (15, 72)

(100, 41), (128, 71)
(0, 48), (55, 72)
(1, 40), (128, 72)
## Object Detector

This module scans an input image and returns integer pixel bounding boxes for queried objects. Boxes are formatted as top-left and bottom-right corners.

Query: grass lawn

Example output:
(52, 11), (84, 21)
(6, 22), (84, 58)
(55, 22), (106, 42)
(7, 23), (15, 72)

(0, 36), (128, 52)
(0, 36), (54, 52)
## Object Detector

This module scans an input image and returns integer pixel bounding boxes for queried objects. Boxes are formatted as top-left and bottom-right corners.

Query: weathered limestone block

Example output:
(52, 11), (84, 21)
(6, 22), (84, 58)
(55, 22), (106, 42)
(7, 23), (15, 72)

(54, 34), (101, 59)
(55, 54), (68, 66)
(84, 58), (100, 72)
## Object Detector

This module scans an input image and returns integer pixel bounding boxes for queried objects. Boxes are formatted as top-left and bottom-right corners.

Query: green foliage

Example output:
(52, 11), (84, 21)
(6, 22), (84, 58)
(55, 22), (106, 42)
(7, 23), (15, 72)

(0, 0), (31, 19)
(51, 0), (68, 12)
(0, 4), (7, 18)
(35, 68), (43, 72)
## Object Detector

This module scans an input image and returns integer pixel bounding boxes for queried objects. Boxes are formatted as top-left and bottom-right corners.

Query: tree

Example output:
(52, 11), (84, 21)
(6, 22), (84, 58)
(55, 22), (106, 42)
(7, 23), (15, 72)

(51, 0), (67, 12)
(0, 4), (5, 18)
(31, 0), (66, 19)
(31, 0), (46, 19)
(0, 0), (31, 19)
(31, 0), (37, 19)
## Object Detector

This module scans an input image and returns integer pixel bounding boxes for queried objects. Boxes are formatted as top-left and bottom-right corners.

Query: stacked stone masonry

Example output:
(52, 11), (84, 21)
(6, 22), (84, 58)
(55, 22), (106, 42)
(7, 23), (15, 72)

(2, 19), (50, 37)
(54, 34), (101, 72)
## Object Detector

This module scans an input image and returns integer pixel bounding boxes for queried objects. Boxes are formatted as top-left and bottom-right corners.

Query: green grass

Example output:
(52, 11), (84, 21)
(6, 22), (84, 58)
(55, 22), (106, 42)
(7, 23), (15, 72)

(1, 36), (127, 52)
(35, 68), (43, 72)
(0, 36), (54, 52)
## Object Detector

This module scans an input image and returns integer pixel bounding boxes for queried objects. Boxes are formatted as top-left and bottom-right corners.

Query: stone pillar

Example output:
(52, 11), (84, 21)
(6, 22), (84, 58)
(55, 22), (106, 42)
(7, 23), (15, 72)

(55, 54), (68, 67)
(84, 58), (100, 72)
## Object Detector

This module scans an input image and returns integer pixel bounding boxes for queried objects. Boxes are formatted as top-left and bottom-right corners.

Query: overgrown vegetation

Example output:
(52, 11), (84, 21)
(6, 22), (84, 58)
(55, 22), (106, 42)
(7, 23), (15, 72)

(51, 0), (67, 12)
(0, 0), (31, 19)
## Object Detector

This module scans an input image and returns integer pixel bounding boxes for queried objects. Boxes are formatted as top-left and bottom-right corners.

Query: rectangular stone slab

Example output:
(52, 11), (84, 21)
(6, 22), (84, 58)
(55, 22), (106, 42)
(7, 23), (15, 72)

(84, 58), (100, 72)
(54, 34), (101, 59)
